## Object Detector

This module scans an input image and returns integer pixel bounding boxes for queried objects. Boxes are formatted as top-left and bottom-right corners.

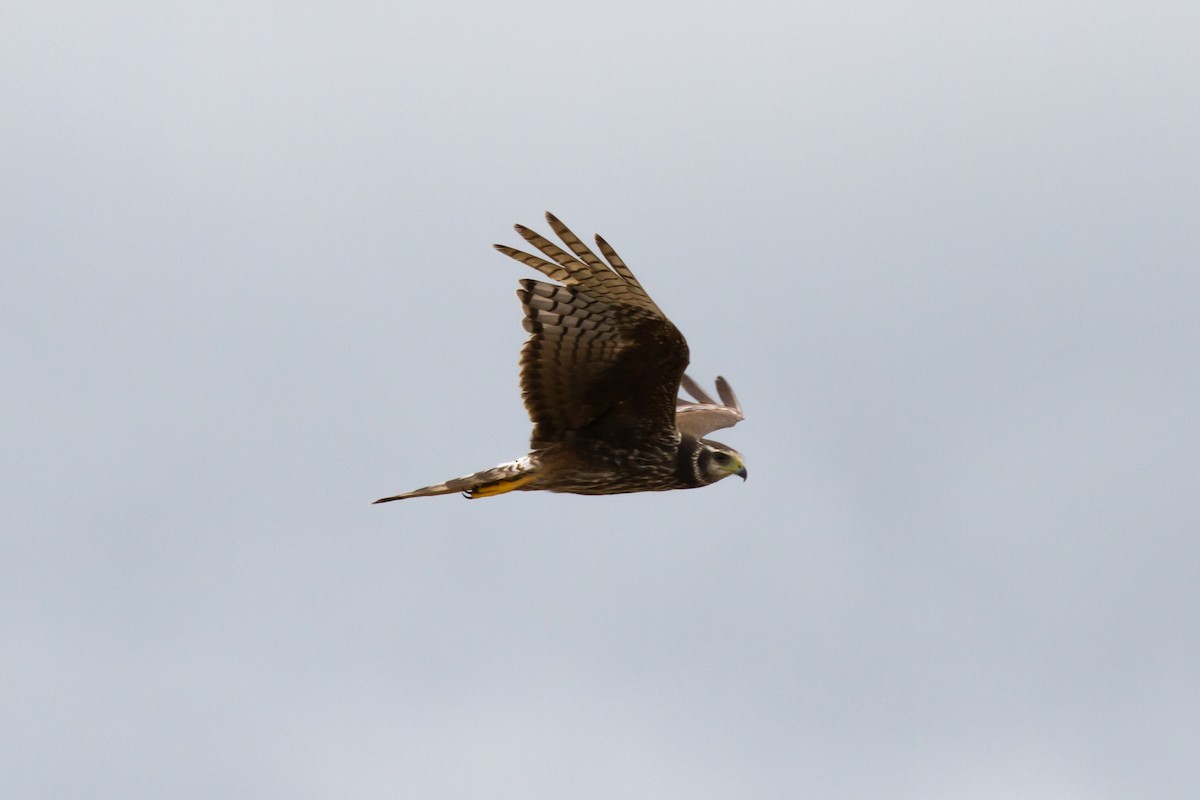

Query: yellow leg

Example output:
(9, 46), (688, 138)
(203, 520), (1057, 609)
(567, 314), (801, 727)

(467, 473), (540, 498)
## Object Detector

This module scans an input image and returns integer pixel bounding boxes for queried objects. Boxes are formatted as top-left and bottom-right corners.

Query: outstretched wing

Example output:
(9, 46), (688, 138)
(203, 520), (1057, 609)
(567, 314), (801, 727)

(495, 212), (689, 449)
(675, 374), (745, 437)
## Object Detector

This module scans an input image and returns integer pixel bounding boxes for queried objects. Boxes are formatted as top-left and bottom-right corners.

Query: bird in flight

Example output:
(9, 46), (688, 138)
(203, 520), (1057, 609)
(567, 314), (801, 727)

(374, 213), (747, 502)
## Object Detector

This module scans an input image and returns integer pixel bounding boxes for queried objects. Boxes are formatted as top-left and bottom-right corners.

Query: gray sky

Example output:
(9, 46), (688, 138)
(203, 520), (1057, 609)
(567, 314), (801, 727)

(4, 0), (1199, 797)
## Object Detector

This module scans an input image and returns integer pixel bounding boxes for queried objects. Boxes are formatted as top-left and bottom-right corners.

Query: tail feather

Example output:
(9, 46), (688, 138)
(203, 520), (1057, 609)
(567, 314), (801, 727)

(373, 457), (537, 503)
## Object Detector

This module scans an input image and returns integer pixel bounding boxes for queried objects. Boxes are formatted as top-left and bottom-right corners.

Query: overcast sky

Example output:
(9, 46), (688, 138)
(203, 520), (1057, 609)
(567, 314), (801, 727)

(4, 1), (1199, 797)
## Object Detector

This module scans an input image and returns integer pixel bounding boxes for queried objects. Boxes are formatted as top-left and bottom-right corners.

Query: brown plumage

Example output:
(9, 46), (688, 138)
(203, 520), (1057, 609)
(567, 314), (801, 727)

(374, 213), (747, 502)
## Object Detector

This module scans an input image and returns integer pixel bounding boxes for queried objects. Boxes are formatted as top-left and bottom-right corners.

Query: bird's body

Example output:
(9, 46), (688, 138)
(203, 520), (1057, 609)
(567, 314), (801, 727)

(374, 213), (747, 503)
(524, 431), (694, 495)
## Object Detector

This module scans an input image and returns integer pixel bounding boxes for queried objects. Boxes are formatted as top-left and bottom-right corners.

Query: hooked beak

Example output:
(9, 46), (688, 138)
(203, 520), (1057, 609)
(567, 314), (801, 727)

(736, 466), (748, 481)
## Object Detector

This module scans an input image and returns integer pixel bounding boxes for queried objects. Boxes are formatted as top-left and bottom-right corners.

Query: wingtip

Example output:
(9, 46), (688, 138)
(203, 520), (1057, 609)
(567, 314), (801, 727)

(544, 211), (572, 236)
(513, 223), (544, 246)
(679, 373), (714, 405)
(714, 375), (741, 412)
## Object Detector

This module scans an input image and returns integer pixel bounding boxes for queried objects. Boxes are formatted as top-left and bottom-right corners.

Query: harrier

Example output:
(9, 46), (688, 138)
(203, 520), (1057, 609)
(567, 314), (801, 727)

(374, 213), (747, 502)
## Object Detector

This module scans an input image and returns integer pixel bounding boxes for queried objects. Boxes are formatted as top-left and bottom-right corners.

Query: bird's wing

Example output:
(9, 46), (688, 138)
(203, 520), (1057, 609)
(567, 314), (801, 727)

(675, 374), (745, 437)
(495, 212), (689, 449)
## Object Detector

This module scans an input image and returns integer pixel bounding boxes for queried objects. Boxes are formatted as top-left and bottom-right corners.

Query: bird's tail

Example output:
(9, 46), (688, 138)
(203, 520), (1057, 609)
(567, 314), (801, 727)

(372, 457), (539, 503)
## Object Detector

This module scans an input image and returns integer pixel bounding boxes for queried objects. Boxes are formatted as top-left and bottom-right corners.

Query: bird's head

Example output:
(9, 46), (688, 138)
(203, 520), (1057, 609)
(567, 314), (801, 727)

(697, 438), (748, 484)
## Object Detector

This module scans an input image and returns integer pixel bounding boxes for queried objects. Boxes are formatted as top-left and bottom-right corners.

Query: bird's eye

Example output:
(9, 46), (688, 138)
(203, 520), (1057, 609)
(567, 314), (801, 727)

(713, 452), (730, 465)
